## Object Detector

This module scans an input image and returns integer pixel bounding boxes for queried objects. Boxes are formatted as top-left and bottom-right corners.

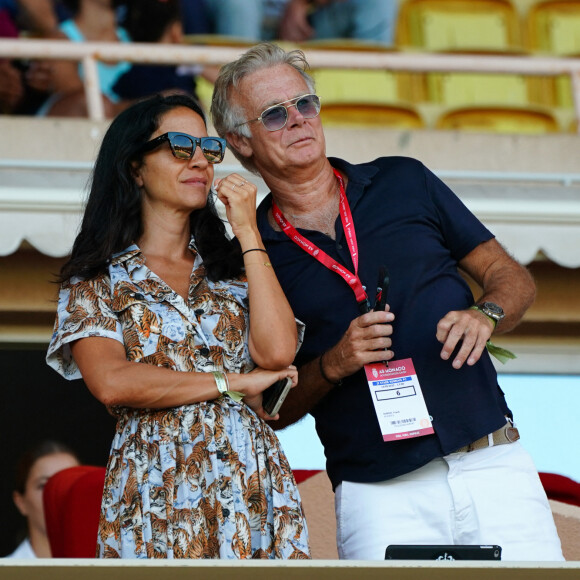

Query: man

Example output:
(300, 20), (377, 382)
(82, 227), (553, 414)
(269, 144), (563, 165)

(210, 43), (564, 561)
(203, 0), (398, 46)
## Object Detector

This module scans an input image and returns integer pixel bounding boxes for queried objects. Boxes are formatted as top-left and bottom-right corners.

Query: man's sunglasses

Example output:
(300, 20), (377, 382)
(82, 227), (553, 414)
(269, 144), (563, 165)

(138, 132), (227, 164)
(238, 93), (321, 132)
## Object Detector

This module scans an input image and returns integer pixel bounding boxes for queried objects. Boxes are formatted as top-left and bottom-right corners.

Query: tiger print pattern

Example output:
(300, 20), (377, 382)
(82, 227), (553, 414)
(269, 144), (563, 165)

(47, 242), (309, 559)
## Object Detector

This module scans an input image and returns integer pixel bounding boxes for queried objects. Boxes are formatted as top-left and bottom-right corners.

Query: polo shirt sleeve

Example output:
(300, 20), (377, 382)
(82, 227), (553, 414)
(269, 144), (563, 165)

(423, 164), (494, 261)
(46, 275), (123, 380)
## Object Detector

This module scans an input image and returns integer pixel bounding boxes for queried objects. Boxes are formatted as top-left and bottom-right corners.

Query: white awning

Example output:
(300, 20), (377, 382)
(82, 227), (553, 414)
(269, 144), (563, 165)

(1, 162), (579, 266)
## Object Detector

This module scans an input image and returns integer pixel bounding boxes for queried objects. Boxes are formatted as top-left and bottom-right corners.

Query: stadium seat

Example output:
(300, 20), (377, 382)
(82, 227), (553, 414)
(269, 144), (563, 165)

(436, 105), (559, 133)
(43, 465), (106, 558)
(182, 34), (257, 48)
(540, 472), (580, 507)
(311, 67), (425, 106)
(510, 0), (543, 16)
(397, 0), (523, 52)
(527, 0), (580, 55)
(426, 69), (533, 107)
(396, 0), (543, 123)
(525, 1), (580, 111)
(320, 102), (426, 129)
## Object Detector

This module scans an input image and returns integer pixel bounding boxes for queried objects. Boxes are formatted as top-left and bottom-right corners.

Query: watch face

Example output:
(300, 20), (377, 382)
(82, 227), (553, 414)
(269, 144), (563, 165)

(480, 302), (505, 320)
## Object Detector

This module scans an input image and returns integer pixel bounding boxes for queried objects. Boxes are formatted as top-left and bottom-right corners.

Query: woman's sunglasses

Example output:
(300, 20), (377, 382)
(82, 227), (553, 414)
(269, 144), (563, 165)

(238, 94), (321, 132)
(138, 132), (227, 164)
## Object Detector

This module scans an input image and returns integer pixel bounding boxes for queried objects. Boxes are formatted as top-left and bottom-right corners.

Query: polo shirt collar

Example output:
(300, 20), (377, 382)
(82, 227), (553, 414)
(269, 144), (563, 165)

(257, 157), (378, 241)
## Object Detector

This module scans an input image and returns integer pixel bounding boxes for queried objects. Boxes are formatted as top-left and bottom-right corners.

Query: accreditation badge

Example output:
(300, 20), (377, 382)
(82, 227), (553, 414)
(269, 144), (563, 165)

(364, 358), (434, 442)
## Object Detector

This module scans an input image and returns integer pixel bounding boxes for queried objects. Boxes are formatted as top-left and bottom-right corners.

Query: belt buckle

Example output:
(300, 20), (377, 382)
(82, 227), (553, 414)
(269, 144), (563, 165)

(504, 424), (520, 443)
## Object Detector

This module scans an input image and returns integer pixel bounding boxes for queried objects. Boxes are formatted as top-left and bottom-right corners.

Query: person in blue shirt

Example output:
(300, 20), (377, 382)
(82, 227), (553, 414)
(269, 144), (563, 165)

(210, 42), (564, 561)
(38, 0), (130, 117)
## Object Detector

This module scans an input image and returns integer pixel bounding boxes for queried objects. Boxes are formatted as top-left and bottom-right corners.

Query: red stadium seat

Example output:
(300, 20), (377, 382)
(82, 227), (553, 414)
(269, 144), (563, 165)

(43, 465), (106, 558)
(539, 472), (580, 508)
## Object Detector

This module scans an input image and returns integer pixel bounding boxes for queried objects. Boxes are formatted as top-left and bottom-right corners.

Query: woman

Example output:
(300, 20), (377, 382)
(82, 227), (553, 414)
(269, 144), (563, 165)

(40, 0), (131, 117)
(7, 440), (80, 559)
(46, 93), (309, 559)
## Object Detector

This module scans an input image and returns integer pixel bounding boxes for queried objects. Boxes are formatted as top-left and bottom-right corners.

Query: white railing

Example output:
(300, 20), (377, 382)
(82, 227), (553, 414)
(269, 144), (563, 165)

(0, 38), (579, 129)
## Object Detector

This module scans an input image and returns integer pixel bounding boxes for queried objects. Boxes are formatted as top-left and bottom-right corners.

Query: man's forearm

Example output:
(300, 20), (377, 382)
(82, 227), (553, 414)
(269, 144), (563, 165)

(269, 356), (335, 430)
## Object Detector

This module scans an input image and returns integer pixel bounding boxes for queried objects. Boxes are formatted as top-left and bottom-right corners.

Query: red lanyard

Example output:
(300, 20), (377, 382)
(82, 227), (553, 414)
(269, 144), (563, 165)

(272, 168), (370, 311)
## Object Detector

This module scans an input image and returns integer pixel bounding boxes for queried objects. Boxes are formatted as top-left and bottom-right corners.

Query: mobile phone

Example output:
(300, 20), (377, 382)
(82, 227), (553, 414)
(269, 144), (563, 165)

(385, 544), (502, 561)
(262, 377), (292, 417)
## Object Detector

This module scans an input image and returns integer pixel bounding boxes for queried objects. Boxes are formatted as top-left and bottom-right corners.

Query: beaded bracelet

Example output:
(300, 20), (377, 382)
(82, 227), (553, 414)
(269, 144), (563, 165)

(211, 371), (245, 402)
(318, 352), (342, 386)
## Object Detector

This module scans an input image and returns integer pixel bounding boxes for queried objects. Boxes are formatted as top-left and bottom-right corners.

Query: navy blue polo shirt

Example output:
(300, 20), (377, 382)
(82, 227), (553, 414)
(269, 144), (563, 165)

(257, 156), (512, 489)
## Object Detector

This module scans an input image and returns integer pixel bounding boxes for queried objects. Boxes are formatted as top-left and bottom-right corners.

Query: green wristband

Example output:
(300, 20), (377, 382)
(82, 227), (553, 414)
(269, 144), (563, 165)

(485, 341), (517, 365)
(469, 305), (497, 328)
(211, 371), (245, 402)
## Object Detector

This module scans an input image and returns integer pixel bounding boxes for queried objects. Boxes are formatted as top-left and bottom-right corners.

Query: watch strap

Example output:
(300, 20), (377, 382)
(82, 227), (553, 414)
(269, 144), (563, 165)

(470, 304), (498, 328)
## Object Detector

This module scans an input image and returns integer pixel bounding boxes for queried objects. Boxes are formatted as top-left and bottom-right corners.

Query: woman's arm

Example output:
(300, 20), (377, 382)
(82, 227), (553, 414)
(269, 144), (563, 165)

(70, 336), (297, 413)
(215, 174), (298, 370)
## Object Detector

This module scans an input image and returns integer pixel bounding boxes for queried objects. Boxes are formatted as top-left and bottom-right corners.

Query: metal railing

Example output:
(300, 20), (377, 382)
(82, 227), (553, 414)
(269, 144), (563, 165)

(0, 38), (579, 129)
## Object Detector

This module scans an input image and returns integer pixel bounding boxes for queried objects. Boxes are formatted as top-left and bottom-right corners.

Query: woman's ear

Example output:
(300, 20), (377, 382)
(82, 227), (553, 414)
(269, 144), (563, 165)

(13, 491), (27, 517)
(130, 162), (144, 188)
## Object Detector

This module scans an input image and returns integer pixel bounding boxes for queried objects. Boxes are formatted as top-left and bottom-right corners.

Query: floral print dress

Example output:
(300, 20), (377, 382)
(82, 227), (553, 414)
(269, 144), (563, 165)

(46, 243), (310, 559)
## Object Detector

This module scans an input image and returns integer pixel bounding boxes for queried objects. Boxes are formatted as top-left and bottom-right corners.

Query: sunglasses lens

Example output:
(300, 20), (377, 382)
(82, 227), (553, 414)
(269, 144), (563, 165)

(296, 95), (321, 118)
(171, 134), (194, 159)
(261, 105), (288, 131)
(201, 138), (225, 164)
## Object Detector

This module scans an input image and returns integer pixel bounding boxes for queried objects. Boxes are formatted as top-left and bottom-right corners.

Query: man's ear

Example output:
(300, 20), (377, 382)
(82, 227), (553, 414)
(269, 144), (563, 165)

(226, 131), (253, 160)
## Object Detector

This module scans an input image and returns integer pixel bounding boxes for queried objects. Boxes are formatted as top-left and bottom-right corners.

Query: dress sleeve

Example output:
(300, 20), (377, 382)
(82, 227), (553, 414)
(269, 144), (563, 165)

(46, 275), (124, 380)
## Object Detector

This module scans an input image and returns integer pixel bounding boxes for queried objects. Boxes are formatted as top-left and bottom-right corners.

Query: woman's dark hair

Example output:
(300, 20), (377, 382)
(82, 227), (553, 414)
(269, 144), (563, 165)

(14, 440), (79, 494)
(59, 93), (242, 283)
(123, 0), (181, 43)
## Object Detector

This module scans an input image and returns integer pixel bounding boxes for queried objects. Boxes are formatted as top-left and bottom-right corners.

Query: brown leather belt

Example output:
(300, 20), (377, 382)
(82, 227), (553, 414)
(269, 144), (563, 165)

(455, 422), (520, 453)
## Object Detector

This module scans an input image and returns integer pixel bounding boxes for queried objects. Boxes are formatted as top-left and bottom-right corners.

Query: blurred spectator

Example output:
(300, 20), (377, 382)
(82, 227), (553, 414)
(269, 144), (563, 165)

(4, 440), (80, 559)
(0, 7), (21, 113)
(0, 59), (23, 112)
(178, 0), (210, 35)
(14, 0), (65, 38)
(279, 0), (399, 44)
(113, 0), (202, 106)
(0, 4), (54, 114)
(40, 0), (130, 118)
(203, 0), (398, 45)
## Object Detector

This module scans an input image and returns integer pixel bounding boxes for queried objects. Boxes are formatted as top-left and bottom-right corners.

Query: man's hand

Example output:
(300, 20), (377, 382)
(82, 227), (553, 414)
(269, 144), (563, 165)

(321, 308), (395, 383)
(437, 237), (536, 370)
(436, 308), (494, 369)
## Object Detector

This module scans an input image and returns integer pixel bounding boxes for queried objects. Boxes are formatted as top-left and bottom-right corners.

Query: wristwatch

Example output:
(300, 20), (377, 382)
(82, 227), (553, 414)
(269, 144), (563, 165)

(473, 301), (505, 326)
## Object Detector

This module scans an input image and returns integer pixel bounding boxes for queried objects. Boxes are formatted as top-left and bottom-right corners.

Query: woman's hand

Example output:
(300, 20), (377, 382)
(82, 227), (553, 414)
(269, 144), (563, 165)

(230, 366), (298, 421)
(214, 173), (259, 244)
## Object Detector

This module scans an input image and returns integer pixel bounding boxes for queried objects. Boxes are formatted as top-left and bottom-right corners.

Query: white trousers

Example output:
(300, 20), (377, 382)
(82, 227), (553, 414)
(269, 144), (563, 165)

(335, 442), (564, 561)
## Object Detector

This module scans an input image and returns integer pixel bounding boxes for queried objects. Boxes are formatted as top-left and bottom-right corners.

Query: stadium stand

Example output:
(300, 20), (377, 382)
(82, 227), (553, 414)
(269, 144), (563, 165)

(319, 101), (426, 128)
(396, 0), (523, 52)
(394, 0), (573, 132)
